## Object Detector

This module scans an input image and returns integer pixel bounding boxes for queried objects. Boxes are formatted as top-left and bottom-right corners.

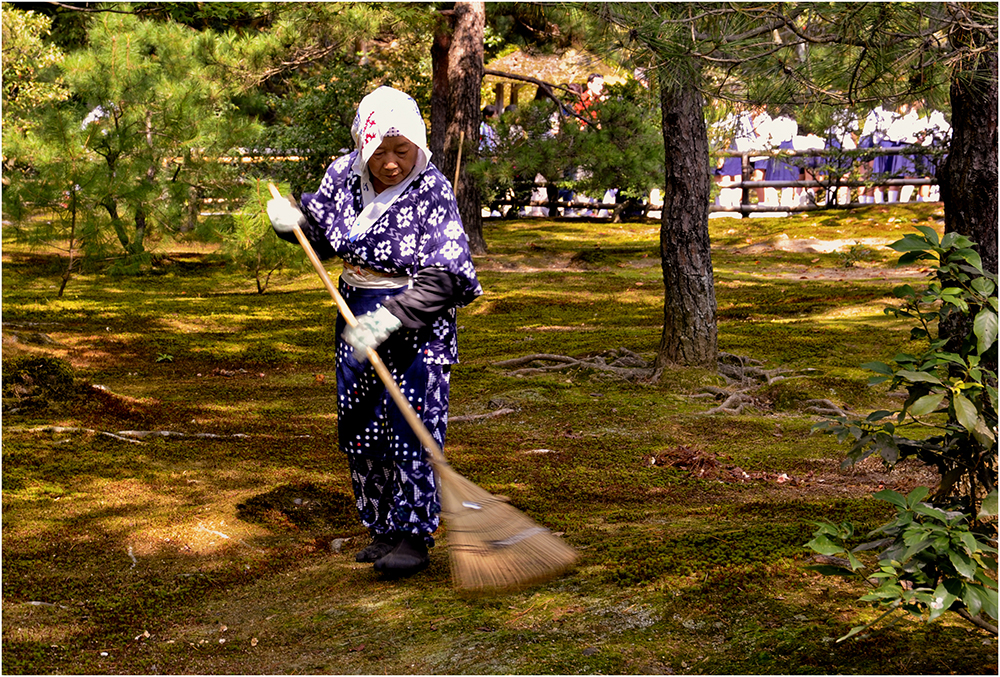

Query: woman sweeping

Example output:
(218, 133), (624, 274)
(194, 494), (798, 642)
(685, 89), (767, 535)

(266, 86), (482, 579)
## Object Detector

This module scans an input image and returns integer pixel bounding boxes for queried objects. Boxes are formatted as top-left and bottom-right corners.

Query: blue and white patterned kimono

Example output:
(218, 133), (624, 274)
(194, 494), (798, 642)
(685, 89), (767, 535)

(296, 146), (482, 540)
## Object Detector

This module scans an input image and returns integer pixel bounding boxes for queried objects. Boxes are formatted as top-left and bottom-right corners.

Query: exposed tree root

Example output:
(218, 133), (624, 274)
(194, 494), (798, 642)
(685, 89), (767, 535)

(699, 354), (834, 416)
(492, 349), (847, 418)
(493, 348), (655, 380)
(9, 425), (148, 444)
(717, 351), (815, 386)
(803, 399), (848, 417)
(8, 426), (251, 443)
(703, 392), (747, 415)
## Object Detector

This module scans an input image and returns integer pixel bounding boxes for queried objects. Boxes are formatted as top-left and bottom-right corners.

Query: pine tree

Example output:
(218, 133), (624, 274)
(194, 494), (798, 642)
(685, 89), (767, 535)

(587, 2), (997, 370)
(4, 9), (260, 277)
(432, 1), (487, 254)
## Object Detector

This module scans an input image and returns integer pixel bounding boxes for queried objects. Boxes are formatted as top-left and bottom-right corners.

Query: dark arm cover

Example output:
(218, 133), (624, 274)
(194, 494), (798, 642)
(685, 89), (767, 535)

(274, 198), (337, 260)
(382, 267), (470, 329)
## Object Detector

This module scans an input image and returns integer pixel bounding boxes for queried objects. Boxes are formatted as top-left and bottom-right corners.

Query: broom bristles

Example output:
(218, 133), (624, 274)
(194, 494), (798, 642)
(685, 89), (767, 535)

(433, 460), (578, 592)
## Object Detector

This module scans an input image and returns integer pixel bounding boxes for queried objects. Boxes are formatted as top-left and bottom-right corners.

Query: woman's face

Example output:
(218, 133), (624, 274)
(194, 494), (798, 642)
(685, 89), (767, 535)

(367, 135), (417, 192)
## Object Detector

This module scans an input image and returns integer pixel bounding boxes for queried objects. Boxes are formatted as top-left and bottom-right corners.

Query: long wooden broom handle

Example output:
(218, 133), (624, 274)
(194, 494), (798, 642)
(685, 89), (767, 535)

(267, 183), (447, 464)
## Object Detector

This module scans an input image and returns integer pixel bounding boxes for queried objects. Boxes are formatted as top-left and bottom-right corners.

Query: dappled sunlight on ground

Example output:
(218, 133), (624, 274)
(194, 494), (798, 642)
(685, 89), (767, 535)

(3, 206), (994, 675)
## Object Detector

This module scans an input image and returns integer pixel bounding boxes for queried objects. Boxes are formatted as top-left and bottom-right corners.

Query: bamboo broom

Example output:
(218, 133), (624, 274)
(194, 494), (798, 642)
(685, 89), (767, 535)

(267, 183), (577, 592)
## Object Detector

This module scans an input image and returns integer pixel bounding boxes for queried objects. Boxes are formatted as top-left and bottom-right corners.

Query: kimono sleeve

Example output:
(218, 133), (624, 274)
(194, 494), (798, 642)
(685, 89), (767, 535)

(413, 169), (483, 307)
(297, 153), (358, 260)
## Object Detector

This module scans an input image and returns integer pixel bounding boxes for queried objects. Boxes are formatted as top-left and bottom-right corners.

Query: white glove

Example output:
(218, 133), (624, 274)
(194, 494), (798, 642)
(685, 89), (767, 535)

(266, 197), (306, 233)
(343, 306), (403, 362)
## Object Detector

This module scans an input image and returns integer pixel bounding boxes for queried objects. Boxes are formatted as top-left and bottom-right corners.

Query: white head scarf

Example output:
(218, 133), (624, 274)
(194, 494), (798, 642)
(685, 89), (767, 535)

(348, 87), (432, 241)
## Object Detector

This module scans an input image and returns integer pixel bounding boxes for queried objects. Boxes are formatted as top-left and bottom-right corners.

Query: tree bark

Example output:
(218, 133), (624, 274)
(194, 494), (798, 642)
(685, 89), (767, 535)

(430, 2), (487, 254)
(655, 72), (718, 370)
(430, 24), (451, 161)
(940, 38), (998, 276)
(939, 32), (997, 375)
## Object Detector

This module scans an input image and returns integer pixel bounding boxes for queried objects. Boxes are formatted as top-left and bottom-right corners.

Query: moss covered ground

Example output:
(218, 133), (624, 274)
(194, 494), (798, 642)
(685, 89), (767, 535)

(2, 202), (996, 674)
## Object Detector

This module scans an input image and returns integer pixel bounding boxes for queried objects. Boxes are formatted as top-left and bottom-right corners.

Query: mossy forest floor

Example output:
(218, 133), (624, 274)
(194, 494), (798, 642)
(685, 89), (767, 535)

(3, 203), (997, 675)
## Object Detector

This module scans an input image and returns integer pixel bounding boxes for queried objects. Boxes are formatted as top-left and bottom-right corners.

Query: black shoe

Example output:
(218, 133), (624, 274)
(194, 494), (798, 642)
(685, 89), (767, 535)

(355, 533), (402, 563)
(373, 535), (430, 578)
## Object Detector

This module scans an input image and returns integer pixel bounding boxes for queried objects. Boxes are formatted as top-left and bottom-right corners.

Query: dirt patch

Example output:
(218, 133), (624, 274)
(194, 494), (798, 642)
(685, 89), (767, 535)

(236, 482), (361, 534)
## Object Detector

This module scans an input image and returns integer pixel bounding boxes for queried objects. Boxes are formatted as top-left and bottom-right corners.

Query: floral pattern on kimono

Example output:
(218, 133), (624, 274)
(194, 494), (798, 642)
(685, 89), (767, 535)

(299, 151), (482, 366)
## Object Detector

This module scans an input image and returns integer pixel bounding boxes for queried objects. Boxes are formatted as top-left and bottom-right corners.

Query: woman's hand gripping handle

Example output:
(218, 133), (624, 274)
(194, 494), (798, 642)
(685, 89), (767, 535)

(265, 183), (446, 464)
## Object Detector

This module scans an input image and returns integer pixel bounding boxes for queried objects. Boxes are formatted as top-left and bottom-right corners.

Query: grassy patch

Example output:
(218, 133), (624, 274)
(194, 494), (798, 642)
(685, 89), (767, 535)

(3, 206), (994, 675)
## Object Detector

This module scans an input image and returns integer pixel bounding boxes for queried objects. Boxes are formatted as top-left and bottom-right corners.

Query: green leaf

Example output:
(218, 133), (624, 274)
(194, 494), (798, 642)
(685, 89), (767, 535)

(949, 549), (977, 580)
(897, 251), (931, 266)
(974, 308), (998, 355)
(874, 434), (900, 465)
(896, 370), (942, 385)
(853, 537), (894, 553)
(914, 225), (940, 246)
(980, 490), (998, 519)
(972, 417), (996, 448)
(861, 586), (906, 601)
(972, 277), (996, 296)
(837, 624), (870, 643)
(873, 489), (907, 509)
(931, 351), (966, 367)
(957, 531), (979, 554)
(904, 486), (931, 506)
(891, 232), (932, 252)
(980, 585), (999, 621)
(847, 551), (863, 571)
(909, 392), (945, 417)
(861, 361), (894, 375)
(962, 582), (986, 618)
(953, 248), (983, 272)
(806, 535), (845, 557)
(900, 534), (935, 563)
(974, 568), (1000, 591)
(927, 583), (958, 622)
(891, 284), (917, 300)
(952, 393), (978, 432)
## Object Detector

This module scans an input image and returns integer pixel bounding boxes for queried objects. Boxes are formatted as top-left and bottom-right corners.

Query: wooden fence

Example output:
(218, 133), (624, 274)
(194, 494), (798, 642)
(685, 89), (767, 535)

(493, 145), (942, 219)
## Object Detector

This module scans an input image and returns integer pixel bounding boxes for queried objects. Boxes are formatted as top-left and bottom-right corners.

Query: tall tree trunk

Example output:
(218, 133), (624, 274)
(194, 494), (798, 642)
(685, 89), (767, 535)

(655, 72), (718, 371)
(430, 25), (451, 161)
(940, 39), (998, 276)
(939, 29), (997, 376)
(431, 2), (487, 254)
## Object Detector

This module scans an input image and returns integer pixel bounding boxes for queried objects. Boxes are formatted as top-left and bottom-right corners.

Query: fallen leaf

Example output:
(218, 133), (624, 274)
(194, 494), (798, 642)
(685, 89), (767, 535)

(349, 644), (365, 652)
(251, 638), (259, 647)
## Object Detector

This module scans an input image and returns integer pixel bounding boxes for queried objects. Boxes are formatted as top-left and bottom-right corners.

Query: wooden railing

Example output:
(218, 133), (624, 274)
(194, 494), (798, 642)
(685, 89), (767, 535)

(489, 145), (943, 219)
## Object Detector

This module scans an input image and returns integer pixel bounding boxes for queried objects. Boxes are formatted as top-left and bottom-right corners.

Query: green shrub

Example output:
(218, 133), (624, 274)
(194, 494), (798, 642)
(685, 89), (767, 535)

(809, 228), (999, 638)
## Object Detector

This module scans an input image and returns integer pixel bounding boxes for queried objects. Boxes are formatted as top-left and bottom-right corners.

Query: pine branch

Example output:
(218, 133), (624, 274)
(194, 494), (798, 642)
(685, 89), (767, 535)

(482, 69), (595, 129)
(46, 2), (152, 15)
